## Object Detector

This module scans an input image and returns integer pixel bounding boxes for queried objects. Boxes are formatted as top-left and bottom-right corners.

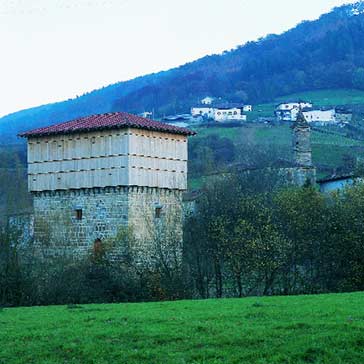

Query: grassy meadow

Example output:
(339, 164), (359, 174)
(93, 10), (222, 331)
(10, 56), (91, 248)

(1, 292), (364, 364)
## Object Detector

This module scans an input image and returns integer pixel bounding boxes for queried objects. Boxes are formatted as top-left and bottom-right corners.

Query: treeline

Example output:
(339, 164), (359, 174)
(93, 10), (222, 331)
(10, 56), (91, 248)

(0, 145), (31, 216)
(185, 171), (364, 297)
(188, 129), (292, 178)
(2, 170), (364, 306)
(0, 226), (185, 307)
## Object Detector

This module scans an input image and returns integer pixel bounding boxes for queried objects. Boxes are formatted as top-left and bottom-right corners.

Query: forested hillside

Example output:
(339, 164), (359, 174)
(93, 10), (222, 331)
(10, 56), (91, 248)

(1, 1), (364, 143)
(114, 1), (364, 113)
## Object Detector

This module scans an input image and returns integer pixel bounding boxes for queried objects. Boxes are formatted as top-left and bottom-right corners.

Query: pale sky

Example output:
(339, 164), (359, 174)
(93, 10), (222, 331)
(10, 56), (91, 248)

(0, 0), (357, 117)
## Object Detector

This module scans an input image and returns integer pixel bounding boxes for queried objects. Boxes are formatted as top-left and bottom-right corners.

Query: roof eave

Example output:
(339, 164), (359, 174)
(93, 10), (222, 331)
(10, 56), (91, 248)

(19, 124), (196, 138)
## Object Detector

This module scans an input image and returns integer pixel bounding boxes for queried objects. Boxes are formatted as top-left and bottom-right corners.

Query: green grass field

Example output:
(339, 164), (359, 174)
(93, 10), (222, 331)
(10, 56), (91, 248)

(1, 292), (364, 363)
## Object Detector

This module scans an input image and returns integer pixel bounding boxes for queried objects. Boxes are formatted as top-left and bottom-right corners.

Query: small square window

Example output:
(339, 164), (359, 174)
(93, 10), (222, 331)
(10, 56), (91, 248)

(75, 209), (83, 220)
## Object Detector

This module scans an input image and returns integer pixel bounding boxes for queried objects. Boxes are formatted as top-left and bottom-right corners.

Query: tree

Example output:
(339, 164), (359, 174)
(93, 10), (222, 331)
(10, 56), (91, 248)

(274, 186), (328, 294)
(0, 224), (24, 306)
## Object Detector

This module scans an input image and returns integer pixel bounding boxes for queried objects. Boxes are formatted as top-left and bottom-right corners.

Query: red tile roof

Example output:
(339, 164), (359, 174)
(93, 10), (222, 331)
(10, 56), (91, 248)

(19, 112), (196, 138)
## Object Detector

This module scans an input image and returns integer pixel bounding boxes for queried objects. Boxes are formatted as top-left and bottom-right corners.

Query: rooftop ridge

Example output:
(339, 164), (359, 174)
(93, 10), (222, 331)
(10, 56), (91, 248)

(19, 112), (196, 138)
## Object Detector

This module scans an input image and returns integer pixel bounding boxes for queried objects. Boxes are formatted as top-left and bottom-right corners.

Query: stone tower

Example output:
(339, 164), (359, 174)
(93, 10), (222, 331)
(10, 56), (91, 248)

(291, 109), (316, 186)
(20, 112), (195, 265)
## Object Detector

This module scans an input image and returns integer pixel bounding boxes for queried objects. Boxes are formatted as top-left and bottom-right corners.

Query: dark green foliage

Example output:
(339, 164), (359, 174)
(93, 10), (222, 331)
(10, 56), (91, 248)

(3, 172), (364, 306)
(0, 244), (187, 307)
(0, 225), (23, 306)
(185, 172), (364, 298)
(0, 144), (31, 216)
(189, 133), (236, 177)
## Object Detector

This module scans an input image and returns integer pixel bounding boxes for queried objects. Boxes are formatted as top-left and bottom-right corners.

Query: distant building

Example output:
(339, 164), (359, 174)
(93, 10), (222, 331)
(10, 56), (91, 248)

(163, 114), (193, 122)
(191, 101), (250, 122)
(214, 104), (247, 122)
(191, 106), (215, 119)
(275, 101), (313, 121)
(164, 114), (203, 126)
(302, 108), (336, 125)
(276, 101), (347, 125)
(276, 101), (313, 111)
(200, 96), (215, 105)
(335, 107), (353, 124)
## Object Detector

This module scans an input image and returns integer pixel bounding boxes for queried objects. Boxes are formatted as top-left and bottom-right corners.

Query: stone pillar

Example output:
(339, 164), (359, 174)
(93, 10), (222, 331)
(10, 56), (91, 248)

(292, 110), (316, 185)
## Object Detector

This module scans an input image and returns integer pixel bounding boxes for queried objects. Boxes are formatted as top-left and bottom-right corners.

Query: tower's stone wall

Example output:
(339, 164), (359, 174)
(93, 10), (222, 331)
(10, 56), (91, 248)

(32, 186), (183, 264)
(285, 167), (316, 187)
(127, 187), (183, 267)
(292, 114), (316, 186)
(292, 123), (312, 168)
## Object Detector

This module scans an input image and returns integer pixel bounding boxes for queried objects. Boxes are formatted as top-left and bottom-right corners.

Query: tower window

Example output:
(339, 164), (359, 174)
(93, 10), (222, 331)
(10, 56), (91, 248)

(155, 207), (163, 218)
(75, 209), (83, 220)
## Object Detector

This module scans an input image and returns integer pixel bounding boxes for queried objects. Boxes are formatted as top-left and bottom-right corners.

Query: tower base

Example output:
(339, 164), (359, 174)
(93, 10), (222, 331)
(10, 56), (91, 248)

(32, 186), (183, 267)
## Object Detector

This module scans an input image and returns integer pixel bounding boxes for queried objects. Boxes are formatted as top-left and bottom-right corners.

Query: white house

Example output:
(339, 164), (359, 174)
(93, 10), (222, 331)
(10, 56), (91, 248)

(200, 96), (215, 105)
(191, 106), (215, 118)
(275, 101), (313, 121)
(214, 106), (247, 122)
(302, 108), (336, 124)
(191, 102), (249, 122)
(276, 101), (313, 111)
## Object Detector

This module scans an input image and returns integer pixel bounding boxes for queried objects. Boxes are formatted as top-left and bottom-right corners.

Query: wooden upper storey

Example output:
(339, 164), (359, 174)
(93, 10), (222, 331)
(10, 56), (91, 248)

(26, 128), (189, 192)
(20, 112), (194, 192)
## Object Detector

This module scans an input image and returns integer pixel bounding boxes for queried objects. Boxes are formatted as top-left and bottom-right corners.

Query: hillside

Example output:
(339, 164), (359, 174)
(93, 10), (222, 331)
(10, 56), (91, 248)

(2, 2), (364, 144)
(187, 89), (364, 188)
(248, 88), (364, 121)
(1, 292), (364, 363)
(188, 121), (364, 189)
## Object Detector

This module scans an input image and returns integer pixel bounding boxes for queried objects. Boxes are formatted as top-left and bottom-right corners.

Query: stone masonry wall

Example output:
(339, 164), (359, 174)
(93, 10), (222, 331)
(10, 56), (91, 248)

(32, 186), (183, 265)
(128, 187), (183, 267)
(284, 167), (316, 187)
(293, 124), (312, 168)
